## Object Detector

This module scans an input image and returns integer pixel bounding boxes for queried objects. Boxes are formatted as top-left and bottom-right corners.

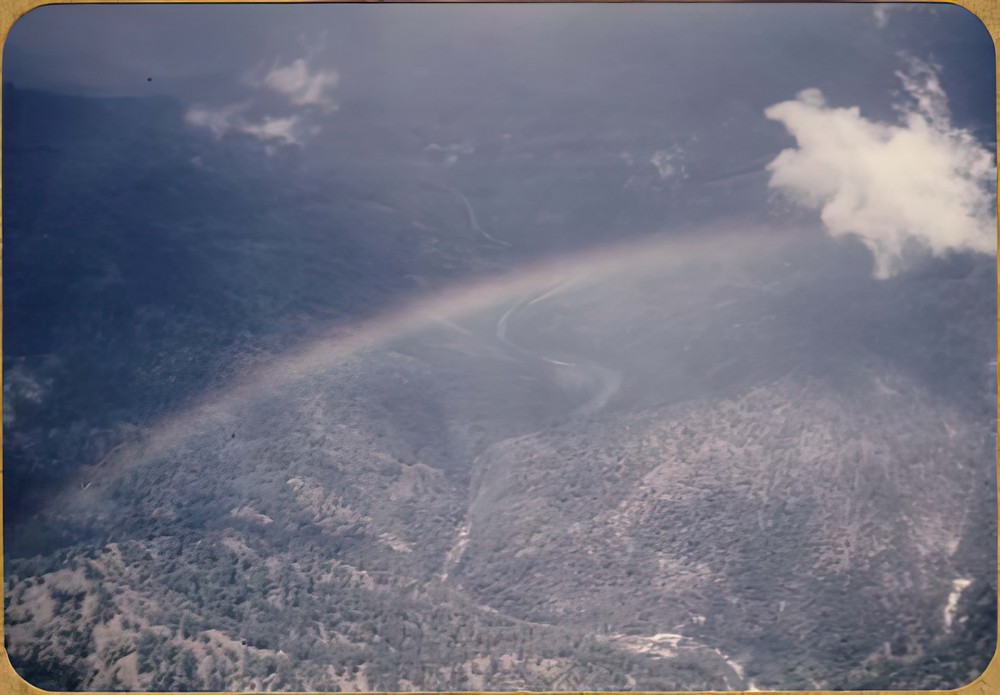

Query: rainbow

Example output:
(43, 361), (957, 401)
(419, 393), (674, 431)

(83, 224), (793, 481)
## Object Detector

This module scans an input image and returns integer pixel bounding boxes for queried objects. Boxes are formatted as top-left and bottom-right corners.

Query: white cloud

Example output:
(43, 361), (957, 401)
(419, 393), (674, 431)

(649, 146), (688, 182)
(650, 150), (676, 180)
(186, 56), (339, 148)
(893, 54), (950, 128)
(185, 103), (302, 145)
(185, 102), (247, 138)
(764, 58), (996, 278)
(257, 58), (339, 110)
(239, 116), (301, 144)
(872, 5), (892, 29)
(872, 4), (941, 30)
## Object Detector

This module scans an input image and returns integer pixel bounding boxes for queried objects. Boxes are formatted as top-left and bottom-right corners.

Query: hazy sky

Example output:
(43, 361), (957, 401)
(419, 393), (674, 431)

(6, 3), (993, 110)
(4, 3), (996, 277)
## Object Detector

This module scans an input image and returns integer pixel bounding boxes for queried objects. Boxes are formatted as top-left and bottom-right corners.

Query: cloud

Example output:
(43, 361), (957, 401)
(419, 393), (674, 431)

(650, 148), (688, 181)
(185, 103), (302, 145)
(186, 56), (339, 148)
(650, 150), (676, 180)
(764, 57), (996, 278)
(256, 58), (339, 110)
(872, 3), (941, 30)
(872, 5), (892, 29)
(893, 54), (949, 128)
(185, 102), (248, 139)
(239, 116), (301, 144)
